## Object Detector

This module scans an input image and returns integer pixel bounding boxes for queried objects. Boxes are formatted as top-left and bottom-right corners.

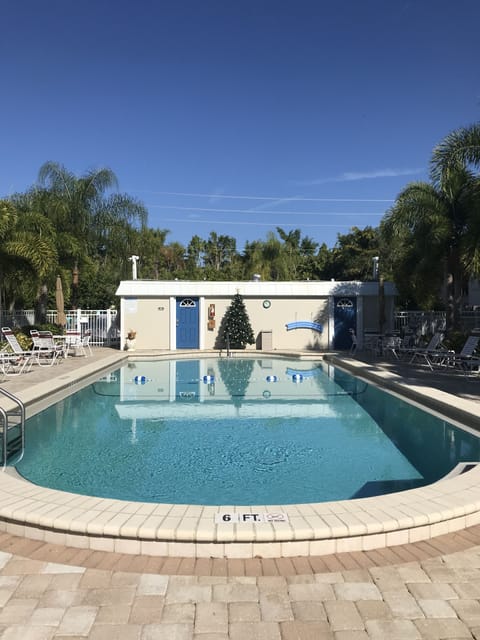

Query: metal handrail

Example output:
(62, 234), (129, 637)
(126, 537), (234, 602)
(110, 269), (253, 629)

(0, 387), (25, 468)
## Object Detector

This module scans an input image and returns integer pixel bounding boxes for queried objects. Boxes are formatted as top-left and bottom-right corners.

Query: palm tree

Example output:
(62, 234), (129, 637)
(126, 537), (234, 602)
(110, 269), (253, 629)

(381, 123), (480, 328)
(36, 162), (148, 305)
(0, 199), (57, 320)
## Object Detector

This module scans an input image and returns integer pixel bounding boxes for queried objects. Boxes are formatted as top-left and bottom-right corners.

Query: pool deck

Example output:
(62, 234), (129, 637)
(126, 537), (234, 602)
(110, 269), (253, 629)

(1, 348), (480, 561)
(1, 349), (480, 638)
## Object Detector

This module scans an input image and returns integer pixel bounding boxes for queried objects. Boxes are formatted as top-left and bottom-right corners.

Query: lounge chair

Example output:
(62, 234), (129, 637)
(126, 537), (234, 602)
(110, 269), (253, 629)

(1, 328), (35, 374)
(0, 351), (32, 376)
(449, 335), (480, 374)
(403, 332), (450, 369)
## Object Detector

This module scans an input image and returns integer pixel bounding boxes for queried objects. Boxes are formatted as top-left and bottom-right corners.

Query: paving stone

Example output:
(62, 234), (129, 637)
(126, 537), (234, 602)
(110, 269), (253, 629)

(95, 602), (132, 624)
(228, 602), (261, 622)
(407, 582), (459, 600)
(82, 586), (137, 606)
(161, 603), (195, 623)
(333, 582), (382, 601)
(314, 572), (344, 584)
(49, 572), (83, 591)
(279, 620), (333, 639)
(0, 626), (55, 640)
(129, 595), (165, 623)
(259, 576), (290, 591)
(417, 598), (458, 618)
(396, 563), (432, 583)
(166, 582), (212, 604)
(137, 573), (169, 595)
(78, 568), (112, 589)
(195, 601), (228, 634)
(39, 587), (87, 608)
(414, 617), (473, 638)
(56, 604), (98, 635)
(86, 623), (142, 639)
(365, 618), (422, 639)
(451, 598), (480, 624)
(291, 600), (327, 621)
(323, 601), (364, 632)
(29, 606), (65, 625)
(340, 570), (372, 583)
(212, 582), (258, 602)
(260, 591), (294, 621)
(355, 599), (392, 621)
(382, 592), (425, 620)
(334, 632), (369, 640)
(1, 558), (46, 576)
(0, 588), (15, 608)
(14, 575), (53, 598)
(452, 581), (480, 599)
(0, 598), (39, 624)
(368, 566), (406, 591)
(288, 582), (335, 601)
(142, 623), (194, 640)
(229, 621), (281, 639)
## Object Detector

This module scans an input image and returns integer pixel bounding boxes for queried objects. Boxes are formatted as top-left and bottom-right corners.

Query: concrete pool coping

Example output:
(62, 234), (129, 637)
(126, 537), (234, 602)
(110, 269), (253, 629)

(1, 349), (480, 559)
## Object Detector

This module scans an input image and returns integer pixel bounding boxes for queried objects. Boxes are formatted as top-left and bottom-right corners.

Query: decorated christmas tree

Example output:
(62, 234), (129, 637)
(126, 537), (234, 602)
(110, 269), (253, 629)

(221, 292), (255, 349)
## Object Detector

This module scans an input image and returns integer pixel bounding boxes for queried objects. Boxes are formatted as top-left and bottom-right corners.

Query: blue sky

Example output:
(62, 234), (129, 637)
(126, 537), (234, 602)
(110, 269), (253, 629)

(2, 0), (479, 250)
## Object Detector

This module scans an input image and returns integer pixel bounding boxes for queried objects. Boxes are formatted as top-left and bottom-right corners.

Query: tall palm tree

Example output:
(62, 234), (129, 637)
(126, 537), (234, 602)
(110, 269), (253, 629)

(38, 162), (147, 257)
(37, 162), (148, 305)
(381, 123), (480, 328)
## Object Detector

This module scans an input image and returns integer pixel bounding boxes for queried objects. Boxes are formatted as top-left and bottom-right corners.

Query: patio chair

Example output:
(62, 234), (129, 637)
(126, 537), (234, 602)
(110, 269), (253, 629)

(0, 351), (32, 376)
(81, 329), (93, 356)
(449, 335), (480, 374)
(29, 329), (65, 365)
(404, 332), (450, 370)
(1, 328), (35, 374)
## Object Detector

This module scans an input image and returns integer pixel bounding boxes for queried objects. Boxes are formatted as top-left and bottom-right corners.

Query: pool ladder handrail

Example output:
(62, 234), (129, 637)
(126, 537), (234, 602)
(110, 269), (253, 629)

(0, 387), (25, 468)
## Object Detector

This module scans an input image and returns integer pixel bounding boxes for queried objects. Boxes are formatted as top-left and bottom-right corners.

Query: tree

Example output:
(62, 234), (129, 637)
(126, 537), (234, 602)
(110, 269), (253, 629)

(381, 123), (480, 327)
(36, 162), (148, 307)
(0, 199), (58, 319)
(324, 226), (380, 281)
(219, 292), (255, 349)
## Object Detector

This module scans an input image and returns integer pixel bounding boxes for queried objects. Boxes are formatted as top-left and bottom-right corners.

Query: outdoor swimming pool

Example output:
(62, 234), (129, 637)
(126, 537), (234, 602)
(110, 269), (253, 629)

(12, 357), (480, 505)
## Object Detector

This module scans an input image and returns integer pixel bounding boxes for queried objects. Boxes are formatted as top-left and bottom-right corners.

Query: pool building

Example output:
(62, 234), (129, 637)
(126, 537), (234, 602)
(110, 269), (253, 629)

(116, 279), (397, 351)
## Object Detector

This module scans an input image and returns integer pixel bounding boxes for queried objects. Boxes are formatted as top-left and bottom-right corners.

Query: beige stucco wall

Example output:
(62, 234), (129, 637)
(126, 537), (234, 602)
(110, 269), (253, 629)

(123, 295), (330, 351)
(122, 297), (171, 350)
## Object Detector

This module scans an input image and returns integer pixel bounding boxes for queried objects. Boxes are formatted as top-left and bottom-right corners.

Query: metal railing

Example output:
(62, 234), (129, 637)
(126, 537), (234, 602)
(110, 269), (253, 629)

(0, 387), (25, 467)
(395, 310), (480, 336)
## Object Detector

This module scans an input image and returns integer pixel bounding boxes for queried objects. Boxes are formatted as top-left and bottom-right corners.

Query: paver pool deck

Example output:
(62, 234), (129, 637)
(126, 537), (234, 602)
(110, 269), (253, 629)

(1, 347), (480, 638)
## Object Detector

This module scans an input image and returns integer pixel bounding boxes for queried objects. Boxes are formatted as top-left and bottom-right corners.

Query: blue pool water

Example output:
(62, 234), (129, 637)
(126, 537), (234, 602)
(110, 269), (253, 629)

(13, 357), (480, 505)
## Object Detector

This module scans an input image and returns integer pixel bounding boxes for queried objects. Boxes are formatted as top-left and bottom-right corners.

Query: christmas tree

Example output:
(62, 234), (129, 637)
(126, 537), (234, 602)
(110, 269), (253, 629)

(221, 292), (255, 349)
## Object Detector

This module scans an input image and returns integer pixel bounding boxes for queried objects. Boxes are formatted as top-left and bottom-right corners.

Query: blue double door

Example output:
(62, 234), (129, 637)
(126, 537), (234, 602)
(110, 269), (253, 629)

(176, 297), (200, 348)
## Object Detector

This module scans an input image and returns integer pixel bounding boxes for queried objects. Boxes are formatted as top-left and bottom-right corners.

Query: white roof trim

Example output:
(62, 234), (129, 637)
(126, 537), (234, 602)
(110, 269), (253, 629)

(116, 280), (396, 297)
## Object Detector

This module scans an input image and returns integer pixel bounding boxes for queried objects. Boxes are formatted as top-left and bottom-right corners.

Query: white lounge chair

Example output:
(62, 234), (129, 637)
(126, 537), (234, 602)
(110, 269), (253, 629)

(1, 328), (35, 374)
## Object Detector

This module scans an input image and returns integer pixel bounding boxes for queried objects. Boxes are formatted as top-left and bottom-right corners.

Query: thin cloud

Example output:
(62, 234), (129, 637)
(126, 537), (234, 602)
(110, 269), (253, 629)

(295, 167), (425, 186)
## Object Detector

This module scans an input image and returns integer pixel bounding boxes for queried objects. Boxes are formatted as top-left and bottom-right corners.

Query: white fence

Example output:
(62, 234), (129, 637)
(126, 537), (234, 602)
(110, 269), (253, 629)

(0, 309), (119, 347)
